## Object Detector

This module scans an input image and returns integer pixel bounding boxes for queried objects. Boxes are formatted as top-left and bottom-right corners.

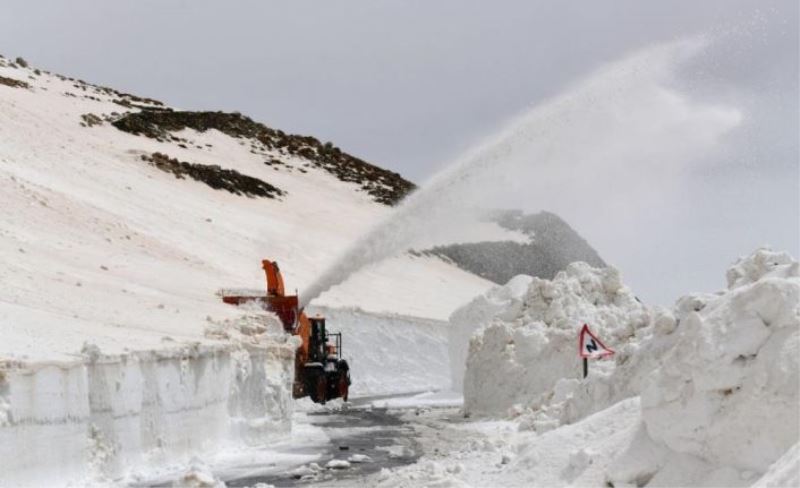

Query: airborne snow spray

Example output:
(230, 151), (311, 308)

(301, 37), (741, 307)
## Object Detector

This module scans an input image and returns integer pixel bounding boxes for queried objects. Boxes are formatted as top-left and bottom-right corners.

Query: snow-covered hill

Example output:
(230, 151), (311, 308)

(0, 55), (498, 485)
(0, 55), (497, 360)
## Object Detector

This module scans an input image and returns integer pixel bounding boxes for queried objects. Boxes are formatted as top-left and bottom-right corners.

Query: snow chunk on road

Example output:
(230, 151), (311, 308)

(175, 458), (226, 487)
(325, 459), (351, 469)
(348, 454), (373, 463)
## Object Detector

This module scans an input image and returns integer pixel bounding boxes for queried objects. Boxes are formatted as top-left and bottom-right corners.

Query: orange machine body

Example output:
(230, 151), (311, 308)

(221, 260), (349, 402)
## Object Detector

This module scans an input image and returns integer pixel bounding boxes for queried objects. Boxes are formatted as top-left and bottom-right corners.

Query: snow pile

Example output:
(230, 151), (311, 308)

(638, 249), (800, 474)
(448, 274), (533, 391)
(457, 249), (799, 485)
(463, 262), (650, 416)
(173, 459), (226, 487)
(509, 302), (680, 432)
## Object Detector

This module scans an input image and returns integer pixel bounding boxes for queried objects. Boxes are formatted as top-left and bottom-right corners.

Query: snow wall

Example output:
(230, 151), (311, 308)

(308, 306), (450, 397)
(449, 274), (532, 392)
(0, 314), (296, 487)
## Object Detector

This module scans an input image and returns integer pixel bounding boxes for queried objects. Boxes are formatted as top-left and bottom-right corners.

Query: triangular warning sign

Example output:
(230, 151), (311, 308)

(579, 324), (614, 358)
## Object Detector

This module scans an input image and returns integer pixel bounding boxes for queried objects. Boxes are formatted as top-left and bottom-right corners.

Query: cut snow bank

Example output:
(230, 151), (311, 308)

(0, 313), (295, 487)
(751, 442), (800, 488)
(462, 262), (650, 416)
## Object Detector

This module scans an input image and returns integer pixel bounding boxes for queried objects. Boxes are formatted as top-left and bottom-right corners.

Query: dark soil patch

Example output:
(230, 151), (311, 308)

(113, 110), (415, 205)
(0, 75), (30, 89)
(143, 152), (284, 199)
(80, 113), (103, 127)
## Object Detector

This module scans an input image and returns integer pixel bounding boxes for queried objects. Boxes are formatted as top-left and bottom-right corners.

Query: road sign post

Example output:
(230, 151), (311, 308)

(578, 323), (614, 379)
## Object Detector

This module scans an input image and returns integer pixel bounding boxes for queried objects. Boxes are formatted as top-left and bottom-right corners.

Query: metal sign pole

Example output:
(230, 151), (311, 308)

(583, 357), (588, 378)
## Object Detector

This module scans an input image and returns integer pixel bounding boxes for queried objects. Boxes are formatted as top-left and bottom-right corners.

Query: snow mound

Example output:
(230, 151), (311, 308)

(448, 274), (533, 391)
(173, 459), (226, 487)
(641, 248), (800, 473)
(463, 262), (650, 416)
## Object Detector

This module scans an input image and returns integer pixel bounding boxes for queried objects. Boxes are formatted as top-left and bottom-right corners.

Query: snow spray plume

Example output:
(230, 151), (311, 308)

(301, 37), (742, 307)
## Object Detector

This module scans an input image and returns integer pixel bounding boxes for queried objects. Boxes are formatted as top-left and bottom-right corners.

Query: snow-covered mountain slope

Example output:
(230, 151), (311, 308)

(0, 54), (499, 486)
(0, 56), (495, 360)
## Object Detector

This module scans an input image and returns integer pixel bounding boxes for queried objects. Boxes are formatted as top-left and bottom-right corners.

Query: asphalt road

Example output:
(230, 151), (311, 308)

(226, 403), (422, 487)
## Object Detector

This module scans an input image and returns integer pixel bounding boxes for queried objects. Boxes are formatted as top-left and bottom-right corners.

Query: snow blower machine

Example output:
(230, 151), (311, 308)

(221, 260), (350, 404)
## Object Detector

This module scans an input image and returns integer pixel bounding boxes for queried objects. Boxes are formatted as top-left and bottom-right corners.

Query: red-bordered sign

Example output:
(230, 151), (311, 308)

(579, 324), (614, 358)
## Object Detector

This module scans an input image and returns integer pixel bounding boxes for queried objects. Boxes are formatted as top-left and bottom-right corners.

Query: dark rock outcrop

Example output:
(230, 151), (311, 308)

(142, 152), (284, 199)
(114, 110), (415, 205)
(0, 75), (30, 89)
(417, 210), (606, 284)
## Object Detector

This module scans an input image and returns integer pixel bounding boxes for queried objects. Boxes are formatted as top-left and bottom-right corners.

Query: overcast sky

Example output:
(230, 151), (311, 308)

(1, 1), (797, 303)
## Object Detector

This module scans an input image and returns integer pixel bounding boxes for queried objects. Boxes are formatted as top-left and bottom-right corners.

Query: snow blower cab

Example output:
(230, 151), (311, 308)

(221, 260), (350, 404)
(305, 315), (350, 403)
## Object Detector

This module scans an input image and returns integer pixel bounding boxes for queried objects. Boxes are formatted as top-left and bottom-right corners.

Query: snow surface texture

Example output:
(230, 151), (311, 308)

(462, 262), (650, 416)
(315, 255), (493, 322)
(751, 442), (800, 488)
(448, 274), (532, 391)
(640, 249), (800, 474)
(0, 313), (295, 487)
(449, 249), (799, 487)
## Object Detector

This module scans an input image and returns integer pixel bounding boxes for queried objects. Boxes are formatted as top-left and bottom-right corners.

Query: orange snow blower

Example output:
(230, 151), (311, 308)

(222, 260), (350, 404)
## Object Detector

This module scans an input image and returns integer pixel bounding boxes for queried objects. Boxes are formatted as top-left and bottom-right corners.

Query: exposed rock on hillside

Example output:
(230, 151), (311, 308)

(421, 210), (605, 284)
(0, 75), (29, 89)
(142, 152), (284, 199)
(114, 110), (415, 205)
